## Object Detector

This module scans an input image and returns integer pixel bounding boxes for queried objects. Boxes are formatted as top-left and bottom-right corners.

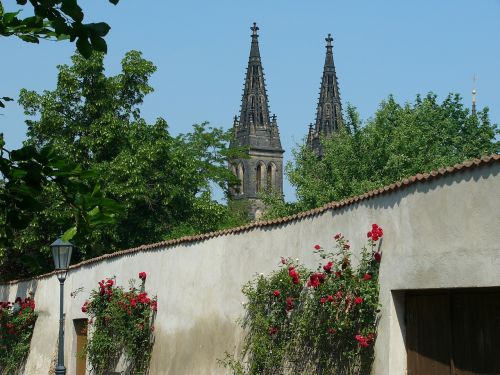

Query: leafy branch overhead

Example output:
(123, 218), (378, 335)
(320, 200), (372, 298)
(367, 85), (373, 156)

(0, 0), (120, 57)
(0, 96), (13, 108)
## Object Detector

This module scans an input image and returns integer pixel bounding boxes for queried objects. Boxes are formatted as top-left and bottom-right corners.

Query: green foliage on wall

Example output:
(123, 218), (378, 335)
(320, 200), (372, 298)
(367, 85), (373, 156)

(82, 272), (156, 375)
(0, 294), (37, 374)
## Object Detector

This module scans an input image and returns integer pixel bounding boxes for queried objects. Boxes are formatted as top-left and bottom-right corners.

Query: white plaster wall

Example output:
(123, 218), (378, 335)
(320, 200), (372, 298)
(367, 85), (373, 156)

(1, 162), (499, 374)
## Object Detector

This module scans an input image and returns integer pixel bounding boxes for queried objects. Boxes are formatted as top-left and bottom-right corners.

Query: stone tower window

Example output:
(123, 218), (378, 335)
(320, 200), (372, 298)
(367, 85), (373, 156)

(237, 163), (245, 194)
(267, 162), (276, 190)
(256, 162), (265, 192)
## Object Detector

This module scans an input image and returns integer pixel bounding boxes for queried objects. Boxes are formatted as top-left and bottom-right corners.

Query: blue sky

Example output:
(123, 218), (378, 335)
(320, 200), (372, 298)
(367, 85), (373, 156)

(2, 0), (499, 200)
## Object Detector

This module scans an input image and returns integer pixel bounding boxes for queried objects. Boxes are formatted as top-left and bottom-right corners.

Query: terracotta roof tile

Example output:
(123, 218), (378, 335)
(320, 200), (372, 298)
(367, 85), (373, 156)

(2, 154), (499, 285)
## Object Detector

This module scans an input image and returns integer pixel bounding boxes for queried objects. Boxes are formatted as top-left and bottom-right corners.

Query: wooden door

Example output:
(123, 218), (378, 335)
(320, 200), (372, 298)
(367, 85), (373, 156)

(74, 319), (88, 375)
(406, 289), (500, 375)
(406, 293), (452, 375)
(452, 290), (500, 375)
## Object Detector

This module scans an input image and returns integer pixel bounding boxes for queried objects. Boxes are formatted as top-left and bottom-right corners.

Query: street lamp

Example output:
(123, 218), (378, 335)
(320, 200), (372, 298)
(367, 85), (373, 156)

(51, 237), (74, 375)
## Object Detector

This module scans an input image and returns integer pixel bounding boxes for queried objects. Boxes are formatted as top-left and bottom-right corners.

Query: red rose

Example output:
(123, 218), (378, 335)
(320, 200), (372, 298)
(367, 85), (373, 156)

(320, 297), (326, 304)
(355, 334), (369, 348)
(273, 290), (280, 298)
(354, 297), (364, 304)
(334, 233), (342, 240)
(314, 244), (321, 250)
(327, 295), (334, 302)
(280, 257), (287, 265)
(374, 252), (382, 263)
(335, 271), (342, 278)
(369, 224), (383, 241)
(343, 243), (350, 250)
(269, 326), (279, 336)
(307, 273), (326, 288)
(81, 301), (89, 313)
(150, 301), (158, 311)
(363, 273), (372, 281)
(138, 292), (150, 304)
(323, 261), (333, 273)
(139, 272), (147, 281)
(289, 267), (300, 284)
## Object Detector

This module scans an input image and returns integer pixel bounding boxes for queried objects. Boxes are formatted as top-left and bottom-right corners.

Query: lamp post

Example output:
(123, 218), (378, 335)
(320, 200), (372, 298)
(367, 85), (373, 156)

(51, 237), (74, 375)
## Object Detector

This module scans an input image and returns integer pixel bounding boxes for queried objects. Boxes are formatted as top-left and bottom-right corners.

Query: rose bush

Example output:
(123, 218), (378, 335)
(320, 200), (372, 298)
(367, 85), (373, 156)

(0, 294), (37, 374)
(83, 272), (157, 375)
(220, 225), (383, 375)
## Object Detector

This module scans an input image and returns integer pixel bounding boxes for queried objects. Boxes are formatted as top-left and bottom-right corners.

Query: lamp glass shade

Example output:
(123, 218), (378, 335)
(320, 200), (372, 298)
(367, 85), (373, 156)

(51, 238), (74, 270)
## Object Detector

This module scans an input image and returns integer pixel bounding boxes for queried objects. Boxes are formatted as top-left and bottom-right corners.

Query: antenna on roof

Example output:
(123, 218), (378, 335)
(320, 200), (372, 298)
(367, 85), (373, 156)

(472, 74), (477, 116)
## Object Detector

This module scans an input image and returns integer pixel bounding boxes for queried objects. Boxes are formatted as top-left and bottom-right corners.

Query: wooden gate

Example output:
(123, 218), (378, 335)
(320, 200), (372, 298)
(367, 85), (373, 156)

(74, 319), (88, 375)
(406, 288), (500, 375)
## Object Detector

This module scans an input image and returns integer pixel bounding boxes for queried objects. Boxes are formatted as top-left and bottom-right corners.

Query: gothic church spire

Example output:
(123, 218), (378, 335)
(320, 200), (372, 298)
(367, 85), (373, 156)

(308, 34), (343, 155)
(229, 23), (284, 220)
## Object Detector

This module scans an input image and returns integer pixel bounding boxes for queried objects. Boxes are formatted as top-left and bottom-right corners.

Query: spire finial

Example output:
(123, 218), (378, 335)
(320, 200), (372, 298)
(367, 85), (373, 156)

(325, 33), (333, 48)
(251, 22), (259, 37)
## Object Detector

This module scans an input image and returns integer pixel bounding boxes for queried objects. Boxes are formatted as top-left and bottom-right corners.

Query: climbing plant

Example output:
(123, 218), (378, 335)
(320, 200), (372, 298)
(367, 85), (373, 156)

(0, 294), (37, 374)
(82, 272), (157, 375)
(220, 224), (384, 375)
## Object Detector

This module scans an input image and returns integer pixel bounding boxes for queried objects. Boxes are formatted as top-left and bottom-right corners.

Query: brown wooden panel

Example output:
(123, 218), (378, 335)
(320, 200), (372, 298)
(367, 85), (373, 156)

(406, 293), (452, 375)
(453, 290), (500, 375)
(74, 319), (88, 375)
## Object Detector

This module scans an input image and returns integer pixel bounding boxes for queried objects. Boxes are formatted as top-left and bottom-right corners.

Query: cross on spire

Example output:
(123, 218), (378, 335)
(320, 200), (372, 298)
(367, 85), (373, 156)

(325, 33), (333, 47)
(251, 22), (259, 37)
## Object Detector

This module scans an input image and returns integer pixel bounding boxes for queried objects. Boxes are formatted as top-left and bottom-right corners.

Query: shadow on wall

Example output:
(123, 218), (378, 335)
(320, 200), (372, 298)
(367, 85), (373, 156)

(150, 314), (239, 374)
(0, 280), (39, 301)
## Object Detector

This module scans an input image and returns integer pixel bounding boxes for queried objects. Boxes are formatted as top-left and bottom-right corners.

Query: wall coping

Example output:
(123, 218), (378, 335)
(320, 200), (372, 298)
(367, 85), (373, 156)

(2, 154), (499, 285)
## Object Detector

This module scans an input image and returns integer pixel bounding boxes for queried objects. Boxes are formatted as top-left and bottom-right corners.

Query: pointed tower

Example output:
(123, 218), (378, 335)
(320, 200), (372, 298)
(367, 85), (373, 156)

(307, 34), (343, 156)
(229, 23), (284, 219)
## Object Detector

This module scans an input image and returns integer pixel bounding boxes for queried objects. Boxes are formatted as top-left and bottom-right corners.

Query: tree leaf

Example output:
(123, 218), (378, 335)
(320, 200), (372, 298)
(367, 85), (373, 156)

(61, 0), (84, 23)
(19, 34), (40, 43)
(62, 226), (77, 241)
(87, 22), (111, 37)
(76, 36), (92, 58)
(90, 35), (107, 53)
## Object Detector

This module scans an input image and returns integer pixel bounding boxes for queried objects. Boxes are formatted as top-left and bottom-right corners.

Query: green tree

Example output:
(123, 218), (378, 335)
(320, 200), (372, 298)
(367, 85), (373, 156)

(0, 51), (244, 279)
(266, 94), (498, 218)
(0, 0), (125, 279)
